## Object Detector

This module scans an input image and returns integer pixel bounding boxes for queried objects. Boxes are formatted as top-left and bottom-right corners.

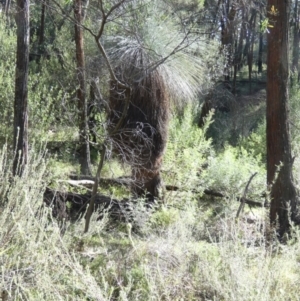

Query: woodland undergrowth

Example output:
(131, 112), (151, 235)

(1, 106), (300, 300)
(2, 6), (300, 300)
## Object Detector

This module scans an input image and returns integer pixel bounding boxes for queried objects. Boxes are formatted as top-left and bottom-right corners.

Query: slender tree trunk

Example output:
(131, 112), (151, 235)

(4, 0), (11, 16)
(232, 6), (246, 94)
(74, 0), (91, 175)
(221, 0), (237, 82)
(38, 0), (47, 58)
(88, 82), (97, 144)
(258, 12), (264, 73)
(292, 0), (299, 80)
(248, 10), (256, 94)
(13, 0), (30, 176)
(267, 0), (298, 238)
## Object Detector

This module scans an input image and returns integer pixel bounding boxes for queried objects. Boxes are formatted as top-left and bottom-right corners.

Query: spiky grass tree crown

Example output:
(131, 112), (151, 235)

(106, 0), (222, 103)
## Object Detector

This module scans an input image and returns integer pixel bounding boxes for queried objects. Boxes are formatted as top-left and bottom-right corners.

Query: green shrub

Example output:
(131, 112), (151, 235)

(0, 147), (107, 300)
(163, 106), (214, 192)
(238, 120), (266, 163)
(206, 145), (266, 198)
(0, 21), (16, 141)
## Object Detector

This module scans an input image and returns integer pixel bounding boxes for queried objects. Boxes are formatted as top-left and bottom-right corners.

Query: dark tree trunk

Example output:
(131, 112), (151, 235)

(248, 10), (256, 94)
(232, 6), (246, 94)
(88, 81), (97, 144)
(13, 0), (29, 176)
(221, 0), (237, 82)
(38, 0), (47, 58)
(74, 0), (91, 175)
(292, 0), (299, 79)
(267, 0), (298, 237)
(4, 0), (11, 16)
(258, 12), (264, 73)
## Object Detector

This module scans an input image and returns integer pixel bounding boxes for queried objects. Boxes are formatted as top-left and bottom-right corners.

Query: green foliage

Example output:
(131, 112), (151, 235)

(238, 120), (266, 163)
(163, 106), (213, 191)
(3, 1), (300, 300)
(206, 145), (266, 198)
(0, 115), (298, 301)
(0, 21), (16, 141)
(149, 206), (179, 228)
(0, 148), (105, 300)
(163, 105), (266, 200)
(105, 0), (223, 104)
(288, 78), (300, 188)
(289, 78), (300, 148)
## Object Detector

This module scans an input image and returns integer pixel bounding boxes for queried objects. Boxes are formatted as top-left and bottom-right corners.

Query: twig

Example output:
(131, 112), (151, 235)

(84, 145), (106, 233)
(236, 172), (258, 218)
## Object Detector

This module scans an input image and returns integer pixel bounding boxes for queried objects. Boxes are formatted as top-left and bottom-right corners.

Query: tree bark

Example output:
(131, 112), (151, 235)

(267, 0), (298, 237)
(74, 0), (92, 175)
(247, 10), (256, 94)
(258, 11), (264, 74)
(13, 0), (30, 176)
(221, 0), (237, 82)
(232, 5), (246, 94)
(292, 0), (299, 79)
(4, 0), (11, 16)
(38, 0), (47, 58)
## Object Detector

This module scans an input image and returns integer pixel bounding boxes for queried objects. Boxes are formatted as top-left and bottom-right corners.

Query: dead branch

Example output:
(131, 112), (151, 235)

(66, 176), (266, 209)
(84, 145), (106, 233)
(236, 172), (258, 218)
(167, 185), (265, 208)
(44, 186), (132, 223)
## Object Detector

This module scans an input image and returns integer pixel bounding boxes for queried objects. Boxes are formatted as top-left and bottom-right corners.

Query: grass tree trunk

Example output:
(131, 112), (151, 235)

(267, 0), (298, 238)
(13, 0), (29, 176)
(74, 0), (91, 175)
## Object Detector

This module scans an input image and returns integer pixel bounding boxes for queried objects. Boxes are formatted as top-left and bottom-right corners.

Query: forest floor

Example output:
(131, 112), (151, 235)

(4, 73), (300, 301)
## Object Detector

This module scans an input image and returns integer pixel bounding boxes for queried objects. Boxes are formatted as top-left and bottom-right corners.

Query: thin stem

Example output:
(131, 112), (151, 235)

(84, 144), (106, 233)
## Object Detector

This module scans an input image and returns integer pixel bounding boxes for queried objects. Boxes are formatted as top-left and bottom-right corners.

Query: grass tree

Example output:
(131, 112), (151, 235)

(82, 0), (221, 231)
(101, 0), (218, 199)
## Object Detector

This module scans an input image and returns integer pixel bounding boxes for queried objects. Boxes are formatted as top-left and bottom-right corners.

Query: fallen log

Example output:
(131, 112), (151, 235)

(203, 189), (267, 208)
(44, 187), (129, 222)
(165, 186), (266, 208)
(69, 174), (133, 187)
(65, 176), (267, 211)
(43, 187), (156, 223)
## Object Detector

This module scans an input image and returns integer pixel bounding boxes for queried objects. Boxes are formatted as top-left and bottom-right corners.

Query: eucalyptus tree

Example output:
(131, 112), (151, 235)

(292, 0), (299, 79)
(202, 0), (266, 89)
(13, 0), (30, 176)
(267, 0), (298, 237)
(74, 0), (92, 175)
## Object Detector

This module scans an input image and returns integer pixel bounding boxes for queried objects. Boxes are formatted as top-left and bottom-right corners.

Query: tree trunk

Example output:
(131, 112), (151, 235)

(232, 6), (246, 94)
(292, 0), (299, 80)
(267, 0), (298, 237)
(248, 10), (256, 94)
(4, 0), (11, 16)
(221, 0), (237, 82)
(38, 0), (47, 59)
(74, 0), (91, 175)
(258, 12), (264, 73)
(13, 0), (29, 176)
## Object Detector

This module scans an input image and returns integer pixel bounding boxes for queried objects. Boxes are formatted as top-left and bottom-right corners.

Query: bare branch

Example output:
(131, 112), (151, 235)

(236, 172), (258, 218)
